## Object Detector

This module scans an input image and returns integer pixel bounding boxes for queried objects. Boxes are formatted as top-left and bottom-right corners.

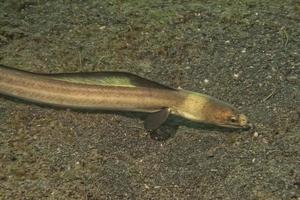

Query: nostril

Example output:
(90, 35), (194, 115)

(239, 114), (248, 126)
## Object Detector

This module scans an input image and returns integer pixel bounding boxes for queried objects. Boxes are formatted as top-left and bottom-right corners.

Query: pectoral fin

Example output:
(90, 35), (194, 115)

(144, 108), (170, 130)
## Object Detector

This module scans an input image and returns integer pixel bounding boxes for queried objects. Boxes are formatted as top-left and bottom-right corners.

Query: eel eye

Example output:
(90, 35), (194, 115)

(229, 116), (237, 123)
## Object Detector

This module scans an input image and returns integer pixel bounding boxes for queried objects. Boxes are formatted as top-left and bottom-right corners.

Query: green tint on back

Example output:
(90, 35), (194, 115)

(42, 71), (174, 90)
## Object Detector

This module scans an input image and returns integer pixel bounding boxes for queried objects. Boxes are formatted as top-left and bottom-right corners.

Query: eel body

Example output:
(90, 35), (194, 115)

(0, 64), (249, 130)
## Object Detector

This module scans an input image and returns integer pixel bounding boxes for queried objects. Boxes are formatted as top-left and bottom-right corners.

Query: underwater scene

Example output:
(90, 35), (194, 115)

(0, 0), (299, 199)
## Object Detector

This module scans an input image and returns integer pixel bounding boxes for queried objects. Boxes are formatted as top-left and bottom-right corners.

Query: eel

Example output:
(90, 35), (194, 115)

(0, 64), (249, 130)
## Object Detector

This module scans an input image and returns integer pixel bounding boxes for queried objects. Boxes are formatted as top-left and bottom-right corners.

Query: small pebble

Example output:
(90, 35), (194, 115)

(253, 131), (259, 137)
(286, 75), (298, 82)
(144, 184), (149, 189)
(233, 73), (239, 78)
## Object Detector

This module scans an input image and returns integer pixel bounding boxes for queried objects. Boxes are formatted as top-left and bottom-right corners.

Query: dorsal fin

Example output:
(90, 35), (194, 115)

(0, 64), (175, 90)
(39, 71), (175, 90)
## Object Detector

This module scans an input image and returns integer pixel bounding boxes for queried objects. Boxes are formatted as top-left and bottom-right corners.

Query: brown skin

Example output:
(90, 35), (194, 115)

(0, 64), (249, 129)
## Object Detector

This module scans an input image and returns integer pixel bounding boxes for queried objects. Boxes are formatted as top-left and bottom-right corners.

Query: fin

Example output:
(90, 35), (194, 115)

(144, 108), (170, 130)
(40, 71), (175, 90)
(0, 64), (175, 90)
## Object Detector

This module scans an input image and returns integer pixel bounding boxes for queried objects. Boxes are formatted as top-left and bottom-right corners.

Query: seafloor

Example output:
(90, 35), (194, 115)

(0, 0), (299, 199)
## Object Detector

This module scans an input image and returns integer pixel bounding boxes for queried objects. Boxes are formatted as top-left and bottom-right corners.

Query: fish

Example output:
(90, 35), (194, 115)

(0, 64), (249, 130)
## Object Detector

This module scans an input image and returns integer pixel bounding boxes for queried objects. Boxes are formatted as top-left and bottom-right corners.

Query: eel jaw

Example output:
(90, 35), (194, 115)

(210, 113), (251, 129)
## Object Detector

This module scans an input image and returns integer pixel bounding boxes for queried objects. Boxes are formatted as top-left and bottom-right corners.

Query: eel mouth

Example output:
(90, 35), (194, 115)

(216, 122), (251, 129)
(216, 114), (251, 129)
